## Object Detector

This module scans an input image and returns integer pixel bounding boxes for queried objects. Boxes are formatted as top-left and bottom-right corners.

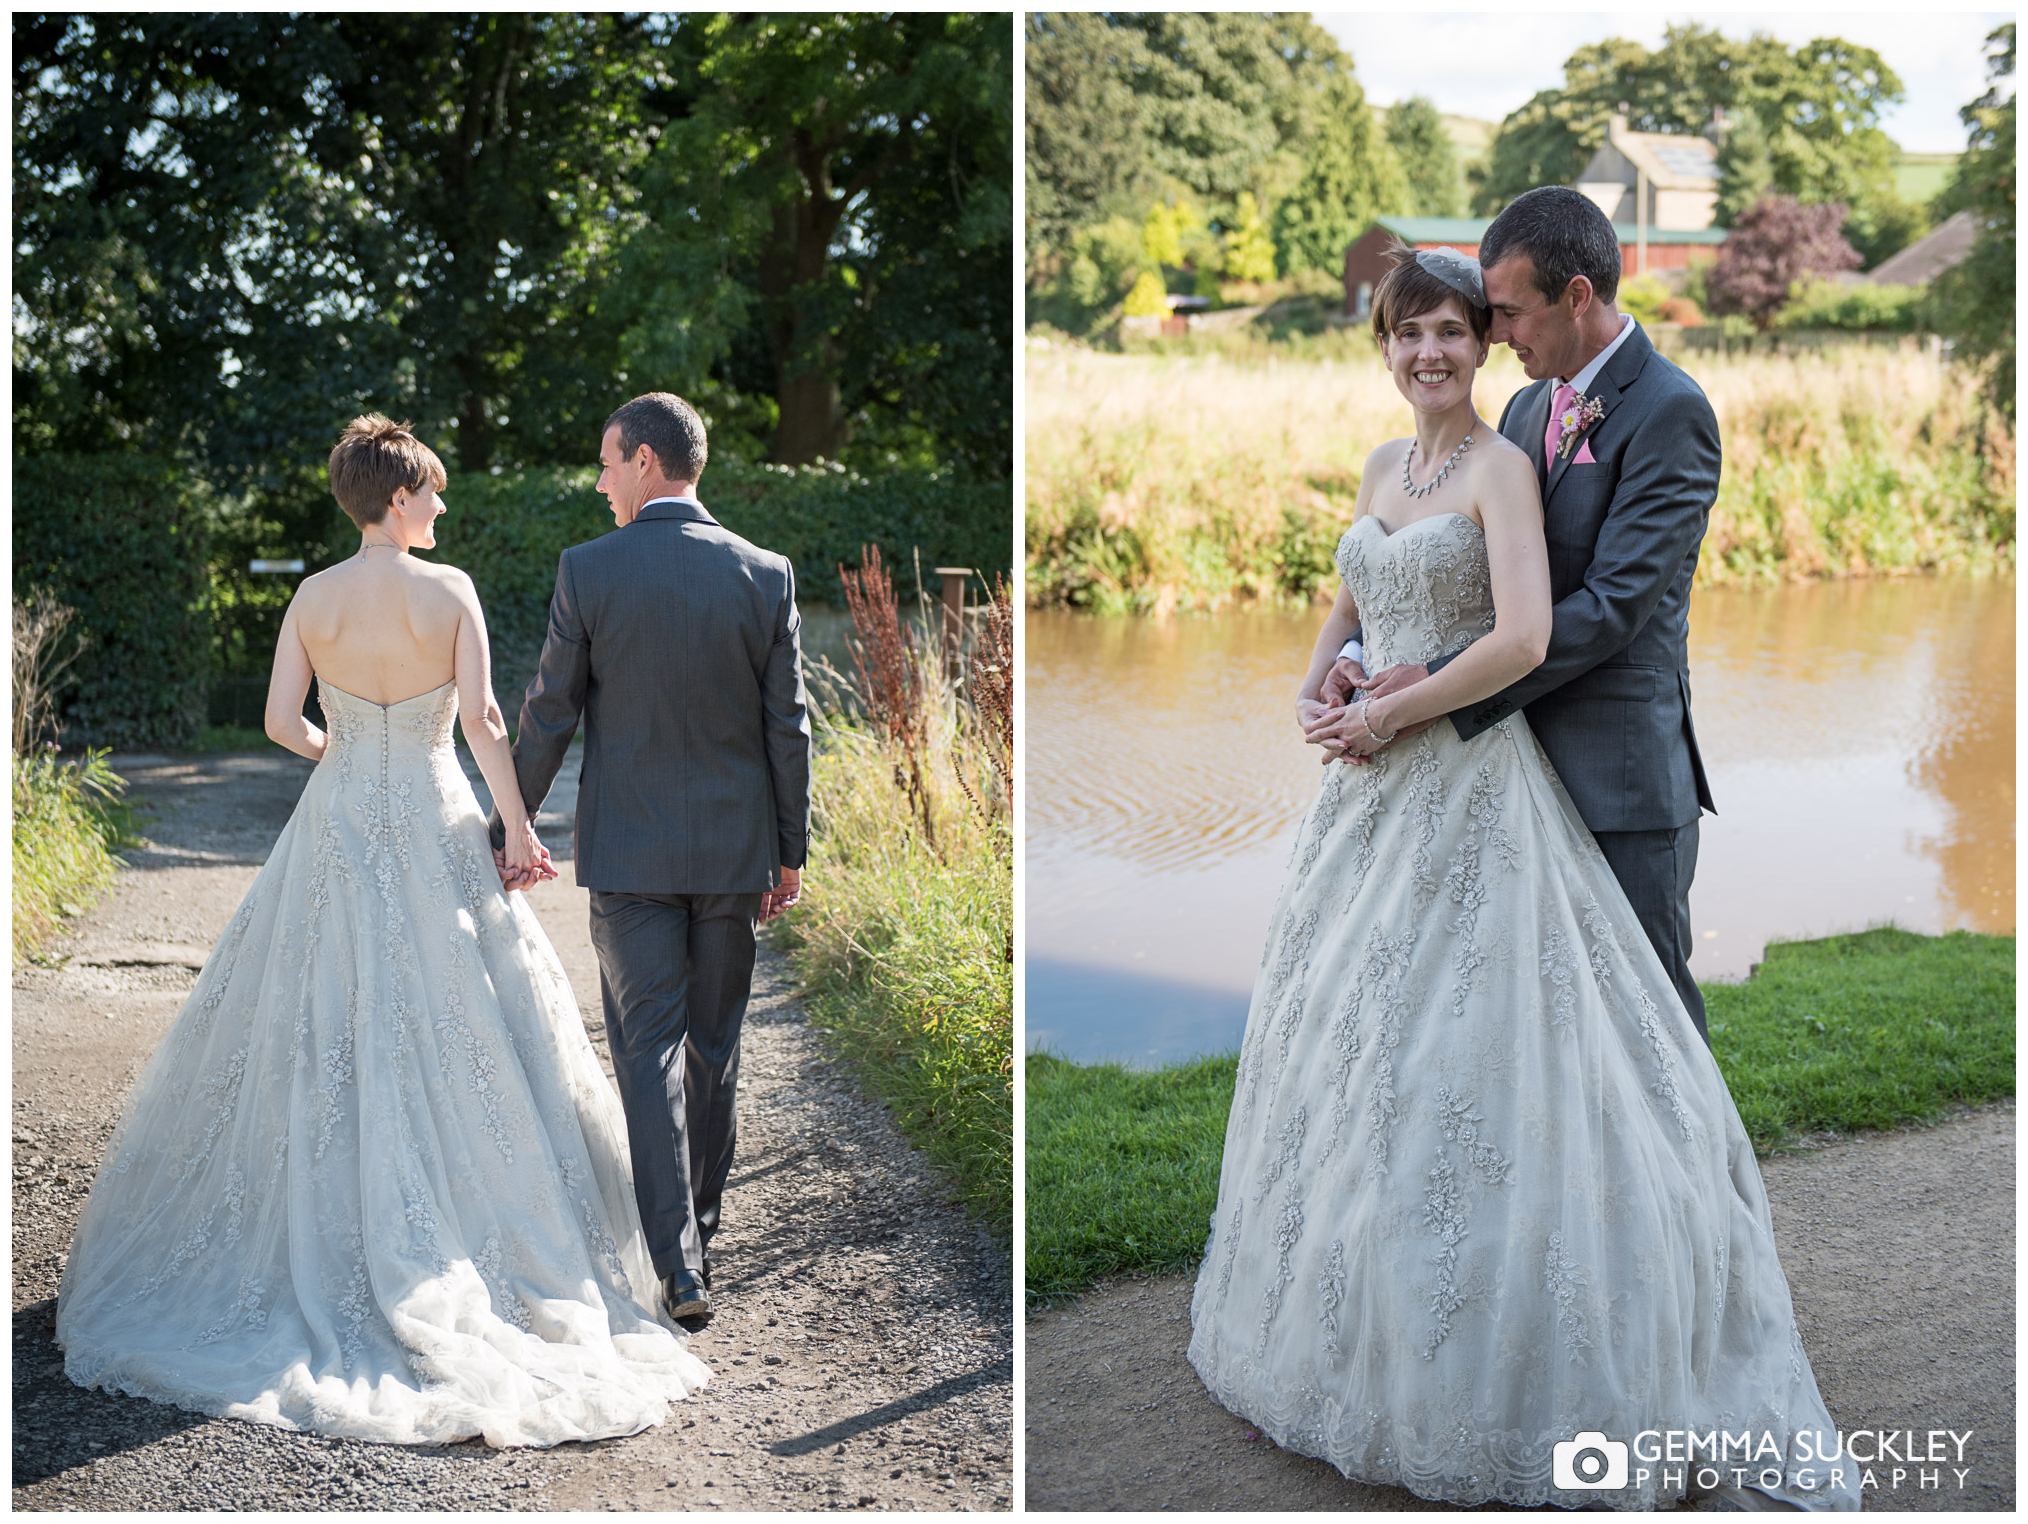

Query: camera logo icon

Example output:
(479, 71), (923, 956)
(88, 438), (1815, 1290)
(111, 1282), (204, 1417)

(1553, 1431), (1629, 1490)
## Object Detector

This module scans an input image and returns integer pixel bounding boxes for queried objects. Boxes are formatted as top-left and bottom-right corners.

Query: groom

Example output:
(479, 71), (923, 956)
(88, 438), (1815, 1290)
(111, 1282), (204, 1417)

(1328, 186), (1720, 1041)
(489, 391), (812, 1330)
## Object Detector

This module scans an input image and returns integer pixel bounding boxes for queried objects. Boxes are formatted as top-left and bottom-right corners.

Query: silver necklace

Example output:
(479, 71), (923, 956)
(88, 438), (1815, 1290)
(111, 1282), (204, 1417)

(1401, 431), (1474, 498)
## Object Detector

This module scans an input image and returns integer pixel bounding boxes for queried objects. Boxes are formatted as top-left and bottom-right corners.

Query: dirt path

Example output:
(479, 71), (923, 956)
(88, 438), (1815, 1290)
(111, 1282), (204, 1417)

(1026, 1104), (2014, 1513)
(13, 749), (1011, 1512)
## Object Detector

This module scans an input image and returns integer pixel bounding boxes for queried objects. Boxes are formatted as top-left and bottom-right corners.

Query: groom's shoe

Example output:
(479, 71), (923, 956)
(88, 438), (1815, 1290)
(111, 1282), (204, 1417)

(701, 1253), (713, 1293)
(661, 1269), (712, 1331)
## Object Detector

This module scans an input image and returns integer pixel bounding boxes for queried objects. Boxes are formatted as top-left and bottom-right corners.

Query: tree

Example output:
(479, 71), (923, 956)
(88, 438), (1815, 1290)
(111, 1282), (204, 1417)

(1023, 13), (1400, 287)
(618, 14), (1010, 469)
(13, 13), (658, 479)
(1386, 96), (1463, 217)
(1475, 24), (1909, 261)
(1024, 14), (1156, 263)
(1223, 192), (1277, 283)
(1704, 197), (1862, 329)
(14, 12), (1012, 480)
(1930, 23), (2015, 424)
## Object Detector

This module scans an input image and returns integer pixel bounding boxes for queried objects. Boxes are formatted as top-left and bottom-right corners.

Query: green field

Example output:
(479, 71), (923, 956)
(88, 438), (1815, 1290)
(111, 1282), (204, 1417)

(1025, 928), (2015, 1304)
(1893, 151), (1960, 206)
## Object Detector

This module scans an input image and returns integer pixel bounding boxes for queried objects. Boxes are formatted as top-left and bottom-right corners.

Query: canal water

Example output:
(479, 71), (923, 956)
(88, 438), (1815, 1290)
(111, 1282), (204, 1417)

(1025, 573), (2014, 1065)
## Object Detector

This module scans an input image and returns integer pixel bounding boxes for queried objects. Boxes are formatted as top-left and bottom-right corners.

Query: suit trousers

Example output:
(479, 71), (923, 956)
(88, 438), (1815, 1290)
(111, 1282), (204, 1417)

(1593, 821), (1708, 1046)
(587, 890), (766, 1279)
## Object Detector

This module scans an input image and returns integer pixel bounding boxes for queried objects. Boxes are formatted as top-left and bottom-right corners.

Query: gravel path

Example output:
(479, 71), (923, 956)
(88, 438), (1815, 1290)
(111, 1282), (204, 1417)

(1026, 1103), (2014, 1512)
(13, 749), (1011, 1511)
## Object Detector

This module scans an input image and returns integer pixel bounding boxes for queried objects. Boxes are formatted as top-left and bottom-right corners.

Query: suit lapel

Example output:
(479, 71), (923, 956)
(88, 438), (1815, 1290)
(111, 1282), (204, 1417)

(1507, 381), (1552, 484)
(1544, 323), (1653, 501)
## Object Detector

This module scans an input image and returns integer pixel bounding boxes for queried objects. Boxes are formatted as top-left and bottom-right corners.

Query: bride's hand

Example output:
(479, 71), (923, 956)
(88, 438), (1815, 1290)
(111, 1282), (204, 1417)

(1297, 697), (1329, 733)
(1305, 700), (1387, 762)
(501, 819), (544, 888)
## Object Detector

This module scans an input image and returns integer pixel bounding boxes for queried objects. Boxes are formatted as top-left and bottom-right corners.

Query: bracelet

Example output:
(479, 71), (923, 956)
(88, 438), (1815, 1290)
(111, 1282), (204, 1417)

(1358, 697), (1399, 745)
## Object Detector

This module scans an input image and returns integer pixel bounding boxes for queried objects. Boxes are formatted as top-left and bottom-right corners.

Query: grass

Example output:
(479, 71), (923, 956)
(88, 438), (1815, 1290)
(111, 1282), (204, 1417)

(13, 749), (145, 960)
(1025, 927), (2015, 1304)
(776, 586), (1013, 1240)
(1025, 342), (2014, 614)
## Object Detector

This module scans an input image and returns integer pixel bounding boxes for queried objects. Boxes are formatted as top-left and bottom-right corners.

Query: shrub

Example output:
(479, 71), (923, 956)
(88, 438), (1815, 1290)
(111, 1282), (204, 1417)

(1706, 197), (1863, 330)
(1660, 296), (1704, 326)
(1776, 278), (1928, 332)
(12, 455), (211, 747)
(1123, 271), (1169, 318)
(1618, 273), (1673, 325)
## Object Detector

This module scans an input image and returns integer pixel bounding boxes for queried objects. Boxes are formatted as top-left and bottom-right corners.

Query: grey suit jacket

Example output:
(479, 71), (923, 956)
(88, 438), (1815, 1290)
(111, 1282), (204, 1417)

(1429, 322), (1718, 834)
(488, 498), (811, 893)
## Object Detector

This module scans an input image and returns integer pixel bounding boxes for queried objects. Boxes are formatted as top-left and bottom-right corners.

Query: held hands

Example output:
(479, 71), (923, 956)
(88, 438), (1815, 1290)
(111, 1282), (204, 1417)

(493, 819), (559, 894)
(1303, 662), (1438, 765)
(759, 866), (803, 924)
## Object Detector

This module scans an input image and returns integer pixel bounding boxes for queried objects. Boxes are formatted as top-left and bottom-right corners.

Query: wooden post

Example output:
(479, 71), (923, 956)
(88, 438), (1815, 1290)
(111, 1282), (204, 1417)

(1636, 166), (1648, 276)
(936, 567), (972, 675)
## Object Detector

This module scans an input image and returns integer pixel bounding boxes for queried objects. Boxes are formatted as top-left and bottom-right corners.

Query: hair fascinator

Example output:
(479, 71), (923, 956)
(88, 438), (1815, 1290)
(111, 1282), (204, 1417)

(1414, 246), (1486, 309)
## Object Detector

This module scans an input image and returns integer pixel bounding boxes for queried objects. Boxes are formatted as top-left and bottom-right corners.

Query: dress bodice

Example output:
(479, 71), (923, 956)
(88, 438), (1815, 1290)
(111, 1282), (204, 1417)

(1335, 512), (1497, 671)
(316, 677), (460, 763)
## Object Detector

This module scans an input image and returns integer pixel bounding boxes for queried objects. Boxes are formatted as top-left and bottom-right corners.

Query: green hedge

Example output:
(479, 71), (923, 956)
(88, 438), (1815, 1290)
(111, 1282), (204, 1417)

(13, 455), (211, 748)
(426, 461), (1013, 717)
(13, 453), (1008, 744)
(1776, 278), (1929, 333)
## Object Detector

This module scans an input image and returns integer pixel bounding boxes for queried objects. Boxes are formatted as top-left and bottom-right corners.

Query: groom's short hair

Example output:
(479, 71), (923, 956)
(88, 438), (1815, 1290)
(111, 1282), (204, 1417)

(1480, 186), (1623, 306)
(328, 414), (447, 529)
(606, 393), (708, 484)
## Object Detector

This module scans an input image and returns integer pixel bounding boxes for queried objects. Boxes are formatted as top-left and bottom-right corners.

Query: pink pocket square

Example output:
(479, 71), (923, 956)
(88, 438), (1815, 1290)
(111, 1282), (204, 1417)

(1572, 439), (1597, 465)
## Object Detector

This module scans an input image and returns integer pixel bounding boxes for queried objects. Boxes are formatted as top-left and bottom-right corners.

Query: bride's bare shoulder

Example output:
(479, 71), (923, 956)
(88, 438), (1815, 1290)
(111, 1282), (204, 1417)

(1363, 436), (1413, 476)
(1474, 427), (1530, 466)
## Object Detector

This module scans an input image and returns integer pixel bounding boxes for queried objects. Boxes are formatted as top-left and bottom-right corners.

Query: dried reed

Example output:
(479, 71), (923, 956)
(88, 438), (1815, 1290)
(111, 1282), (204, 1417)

(839, 545), (938, 853)
(13, 589), (86, 754)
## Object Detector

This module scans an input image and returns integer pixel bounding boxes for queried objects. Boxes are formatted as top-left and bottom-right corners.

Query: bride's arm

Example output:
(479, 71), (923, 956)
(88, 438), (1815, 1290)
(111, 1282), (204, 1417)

(264, 600), (328, 761)
(448, 575), (539, 872)
(1298, 584), (1360, 712)
(1295, 447), (1381, 720)
(1360, 448), (1551, 740)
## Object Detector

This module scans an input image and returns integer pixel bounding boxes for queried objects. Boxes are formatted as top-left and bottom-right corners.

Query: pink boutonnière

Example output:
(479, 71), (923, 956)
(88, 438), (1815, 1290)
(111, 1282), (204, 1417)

(1556, 393), (1606, 460)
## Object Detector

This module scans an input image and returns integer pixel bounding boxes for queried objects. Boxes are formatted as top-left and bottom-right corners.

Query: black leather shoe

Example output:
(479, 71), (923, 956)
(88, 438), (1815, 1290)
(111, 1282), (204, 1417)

(700, 1253), (713, 1293)
(661, 1269), (711, 1331)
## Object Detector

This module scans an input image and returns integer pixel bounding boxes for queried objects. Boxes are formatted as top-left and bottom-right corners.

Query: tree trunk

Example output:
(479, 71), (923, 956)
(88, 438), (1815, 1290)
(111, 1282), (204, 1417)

(772, 363), (845, 465)
(759, 139), (850, 465)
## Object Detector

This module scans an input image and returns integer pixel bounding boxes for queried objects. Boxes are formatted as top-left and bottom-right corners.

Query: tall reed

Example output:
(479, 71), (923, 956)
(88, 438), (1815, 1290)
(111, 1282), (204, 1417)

(777, 558), (1013, 1232)
(1026, 342), (2014, 613)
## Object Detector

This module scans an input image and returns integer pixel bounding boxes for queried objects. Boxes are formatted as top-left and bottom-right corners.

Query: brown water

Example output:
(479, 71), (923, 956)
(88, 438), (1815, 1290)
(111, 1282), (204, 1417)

(1025, 574), (2015, 1064)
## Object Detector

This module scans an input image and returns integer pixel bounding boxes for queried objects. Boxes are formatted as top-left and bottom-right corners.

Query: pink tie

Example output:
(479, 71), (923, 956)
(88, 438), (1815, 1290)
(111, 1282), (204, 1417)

(1544, 382), (1577, 462)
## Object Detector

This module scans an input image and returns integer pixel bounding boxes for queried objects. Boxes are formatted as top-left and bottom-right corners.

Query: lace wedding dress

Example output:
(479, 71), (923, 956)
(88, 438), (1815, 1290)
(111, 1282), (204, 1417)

(57, 678), (708, 1447)
(1187, 513), (1860, 1512)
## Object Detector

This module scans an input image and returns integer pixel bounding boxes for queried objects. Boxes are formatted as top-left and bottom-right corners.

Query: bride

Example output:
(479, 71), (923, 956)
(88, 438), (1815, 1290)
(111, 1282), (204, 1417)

(1185, 252), (1859, 1512)
(56, 415), (709, 1447)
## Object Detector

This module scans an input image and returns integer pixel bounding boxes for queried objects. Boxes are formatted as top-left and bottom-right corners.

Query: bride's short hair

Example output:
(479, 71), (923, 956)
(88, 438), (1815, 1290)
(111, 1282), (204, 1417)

(1371, 246), (1492, 347)
(328, 415), (448, 529)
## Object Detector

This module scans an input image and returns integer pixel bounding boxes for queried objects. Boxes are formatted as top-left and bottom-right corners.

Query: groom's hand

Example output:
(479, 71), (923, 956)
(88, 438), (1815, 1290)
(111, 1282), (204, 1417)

(493, 844), (557, 893)
(760, 867), (803, 923)
(1321, 656), (1369, 708)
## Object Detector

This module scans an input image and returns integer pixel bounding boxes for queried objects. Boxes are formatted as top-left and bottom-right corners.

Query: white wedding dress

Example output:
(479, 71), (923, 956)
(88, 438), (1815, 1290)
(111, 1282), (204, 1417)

(1187, 513), (1860, 1511)
(57, 677), (708, 1447)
